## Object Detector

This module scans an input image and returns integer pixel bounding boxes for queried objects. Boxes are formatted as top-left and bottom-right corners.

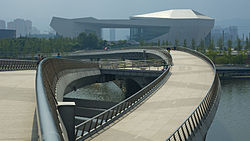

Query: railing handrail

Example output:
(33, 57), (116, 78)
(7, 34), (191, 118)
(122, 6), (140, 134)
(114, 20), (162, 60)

(76, 68), (169, 129)
(35, 48), (171, 141)
(36, 59), (62, 141)
(165, 46), (220, 141)
(74, 49), (172, 140)
(36, 58), (99, 141)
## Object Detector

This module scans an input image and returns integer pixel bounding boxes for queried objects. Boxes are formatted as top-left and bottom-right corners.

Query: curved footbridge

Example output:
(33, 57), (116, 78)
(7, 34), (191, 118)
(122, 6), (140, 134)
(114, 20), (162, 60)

(0, 47), (220, 141)
(89, 50), (220, 141)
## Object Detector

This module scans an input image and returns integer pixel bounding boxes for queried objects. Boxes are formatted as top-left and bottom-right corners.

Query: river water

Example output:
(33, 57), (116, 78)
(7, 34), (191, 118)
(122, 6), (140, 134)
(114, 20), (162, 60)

(64, 81), (125, 102)
(64, 79), (250, 141)
(206, 79), (250, 141)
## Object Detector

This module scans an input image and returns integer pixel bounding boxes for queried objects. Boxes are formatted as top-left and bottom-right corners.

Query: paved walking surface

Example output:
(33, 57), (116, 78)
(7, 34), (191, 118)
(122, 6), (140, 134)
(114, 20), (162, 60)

(0, 70), (37, 141)
(90, 51), (215, 141)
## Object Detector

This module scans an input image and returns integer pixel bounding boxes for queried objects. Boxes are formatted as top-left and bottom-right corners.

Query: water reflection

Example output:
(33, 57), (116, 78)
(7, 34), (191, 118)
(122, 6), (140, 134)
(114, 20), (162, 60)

(64, 81), (125, 102)
(206, 79), (250, 141)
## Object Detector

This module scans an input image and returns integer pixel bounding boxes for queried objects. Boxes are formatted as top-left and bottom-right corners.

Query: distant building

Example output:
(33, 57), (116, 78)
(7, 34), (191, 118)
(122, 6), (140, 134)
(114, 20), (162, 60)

(7, 21), (15, 30)
(7, 19), (33, 37)
(0, 20), (6, 29)
(50, 9), (214, 45)
(212, 26), (238, 42)
(31, 26), (40, 34)
(110, 28), (115, 41)
(0, 29), (16, 39)
(25, 20), (32, 35)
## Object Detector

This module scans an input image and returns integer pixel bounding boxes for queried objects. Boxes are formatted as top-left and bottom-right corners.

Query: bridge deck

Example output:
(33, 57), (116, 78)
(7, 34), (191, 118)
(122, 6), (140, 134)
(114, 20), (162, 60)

(0, 70), (37, 140)
(89, 51), (214, 141)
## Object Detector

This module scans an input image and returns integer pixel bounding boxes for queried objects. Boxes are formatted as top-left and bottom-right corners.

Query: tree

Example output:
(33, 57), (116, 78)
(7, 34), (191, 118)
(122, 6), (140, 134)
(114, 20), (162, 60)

(208, 39), (215, 50)
(236, 37), (242, 53)
(139, 40), (144, 46)
(165, 40), (169, 46)
(191, 39), (196, 50)
(183, 39), (187, 48)
(245, 37), (249, 51)
(227, 40), (233, 64)
(157, 40), (161, 46)
(227, 40), (232, 55)
(199, 39), (205, 53)
(77, 32), (88, 49)
(174, 40), (179, 47)
(161, 40), (165, 46)
(86, 33), (99, 49)
(217, 38), (223, 52)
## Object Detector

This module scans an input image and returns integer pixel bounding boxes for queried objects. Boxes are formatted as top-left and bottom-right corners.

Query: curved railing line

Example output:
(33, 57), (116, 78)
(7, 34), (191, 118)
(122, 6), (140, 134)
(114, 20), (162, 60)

(36, 60), (62, 141)
(75, 67), (170, 141)
(165, 47), (220, 141)
(35, 48), (171, 141)
(74, 49), (172, 140)
(36, 58), (99, 141)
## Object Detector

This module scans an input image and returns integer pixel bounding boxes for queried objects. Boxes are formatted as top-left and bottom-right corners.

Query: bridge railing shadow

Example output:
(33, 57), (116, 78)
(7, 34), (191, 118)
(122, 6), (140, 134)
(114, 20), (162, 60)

(0, 59), (37, 71)
(165, 47), (221, 141)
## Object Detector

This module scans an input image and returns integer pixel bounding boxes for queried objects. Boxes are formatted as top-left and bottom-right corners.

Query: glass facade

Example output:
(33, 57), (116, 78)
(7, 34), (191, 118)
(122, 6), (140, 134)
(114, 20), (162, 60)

(0, 29), (16, 39)
(130, 26), (169, 41)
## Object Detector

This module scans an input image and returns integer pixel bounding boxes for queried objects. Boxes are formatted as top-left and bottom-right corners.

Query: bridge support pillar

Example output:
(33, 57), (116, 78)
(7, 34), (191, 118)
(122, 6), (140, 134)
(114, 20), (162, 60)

(58, 102), (76, 141)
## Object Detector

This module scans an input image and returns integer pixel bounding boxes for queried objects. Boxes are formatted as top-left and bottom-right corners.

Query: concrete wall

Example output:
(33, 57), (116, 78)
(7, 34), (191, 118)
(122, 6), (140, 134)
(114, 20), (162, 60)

(55, 68), (101, 102)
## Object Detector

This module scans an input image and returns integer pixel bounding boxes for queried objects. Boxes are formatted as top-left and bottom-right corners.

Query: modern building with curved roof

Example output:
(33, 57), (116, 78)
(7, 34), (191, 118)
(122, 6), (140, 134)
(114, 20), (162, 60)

(50, 9), (214, 44)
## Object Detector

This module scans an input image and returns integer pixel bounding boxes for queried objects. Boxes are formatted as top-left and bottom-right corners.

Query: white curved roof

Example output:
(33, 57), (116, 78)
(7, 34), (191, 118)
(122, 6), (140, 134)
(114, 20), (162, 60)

(132, 9), (213, 20)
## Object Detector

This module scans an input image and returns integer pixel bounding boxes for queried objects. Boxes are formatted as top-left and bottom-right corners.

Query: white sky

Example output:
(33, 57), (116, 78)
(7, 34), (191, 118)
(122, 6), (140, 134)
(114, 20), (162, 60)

(0, 0), (249, 34)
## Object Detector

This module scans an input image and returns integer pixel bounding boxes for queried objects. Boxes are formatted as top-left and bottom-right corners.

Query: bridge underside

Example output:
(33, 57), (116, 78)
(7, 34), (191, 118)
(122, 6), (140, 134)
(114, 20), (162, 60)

(89, 51), (215, 141)
(58, 68), (161, 122)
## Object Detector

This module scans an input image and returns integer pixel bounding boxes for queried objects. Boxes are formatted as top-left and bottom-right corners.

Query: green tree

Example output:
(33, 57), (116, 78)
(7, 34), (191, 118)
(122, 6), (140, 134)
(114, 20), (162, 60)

(157, 40), (161, 46)
(191, 39), (196, 50)
(77, 32), (88, 49)
(183, 39), (187, 48)
(139, 40), (144, 46)
(165, 40), (169, 46)
(227, 40), (233, 64)
(245, 37), (249, 51)
(199, 39), (205, 53)
(174, 40), (179, 47)
(236, 37), (242, 53)
(217, 38), (223, 52)
(206, 50), (217, 62)
(208, 39), (215, 50)
(86, 33), (99, 49)
(161, 40), (165, 46)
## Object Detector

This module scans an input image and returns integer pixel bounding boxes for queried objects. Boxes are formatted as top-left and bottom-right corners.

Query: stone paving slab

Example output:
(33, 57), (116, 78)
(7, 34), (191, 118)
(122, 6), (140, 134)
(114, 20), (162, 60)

(0, 70), (37, 141)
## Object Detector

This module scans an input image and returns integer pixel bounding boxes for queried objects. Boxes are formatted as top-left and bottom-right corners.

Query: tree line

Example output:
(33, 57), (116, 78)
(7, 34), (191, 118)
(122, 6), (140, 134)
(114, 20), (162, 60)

(1, 31), (250, 64)
(154, 37), (250, 64)
(0, 32), (107, 59)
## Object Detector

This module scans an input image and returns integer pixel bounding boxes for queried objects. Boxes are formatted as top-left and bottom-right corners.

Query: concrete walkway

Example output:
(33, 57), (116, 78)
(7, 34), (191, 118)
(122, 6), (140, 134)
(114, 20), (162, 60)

(0, 70), (37, 141)
(89, 51), (215, 141)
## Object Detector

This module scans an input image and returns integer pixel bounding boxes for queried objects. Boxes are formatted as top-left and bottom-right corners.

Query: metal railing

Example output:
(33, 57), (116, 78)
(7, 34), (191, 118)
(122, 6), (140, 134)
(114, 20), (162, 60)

(73, 49), (172, 140)
(75, 67), (170, 140)
(0, 59), (37, 71)
(35, 48), (172, 141)
(99, 59), (165, 70)
(165, 47), (220, 141)
(35, 58), (98, 141)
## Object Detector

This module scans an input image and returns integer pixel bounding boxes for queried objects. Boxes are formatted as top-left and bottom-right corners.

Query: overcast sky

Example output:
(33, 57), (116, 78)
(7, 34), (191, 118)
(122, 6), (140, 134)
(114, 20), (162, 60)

(0, 0), (249, 34)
